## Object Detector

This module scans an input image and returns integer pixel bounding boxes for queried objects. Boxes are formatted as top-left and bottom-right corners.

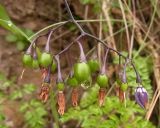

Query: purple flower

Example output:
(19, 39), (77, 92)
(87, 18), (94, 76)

(135, 86), (148, 108)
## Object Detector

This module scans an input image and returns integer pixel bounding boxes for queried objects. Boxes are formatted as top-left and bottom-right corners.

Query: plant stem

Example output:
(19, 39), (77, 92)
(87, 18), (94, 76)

(77, 41), (86, 62)
(55, 35), (84, 56)
(45, 30), (53, 53)
(101, 48), (109, 74)
(50, 91), (60, 128)
(55, 55), (63, 82)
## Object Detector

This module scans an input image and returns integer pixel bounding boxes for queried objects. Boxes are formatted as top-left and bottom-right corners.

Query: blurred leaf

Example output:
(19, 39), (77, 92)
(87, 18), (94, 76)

(10, 90), (23, 100)
(16, 41), (26, 51)
(23, 84), (36, 94)
(20, 103), (29, 112)
(80, 0), (91, 4)
(0, 4), (28, 40)
(5, 34), (17, 42)
(30, 99), (43, 107)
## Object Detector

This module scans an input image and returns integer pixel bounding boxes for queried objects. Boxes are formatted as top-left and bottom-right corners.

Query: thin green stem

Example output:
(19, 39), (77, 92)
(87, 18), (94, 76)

(27, 19), (126, 41)
(28, 21), (68, 41)
(50, 91), (60, 128)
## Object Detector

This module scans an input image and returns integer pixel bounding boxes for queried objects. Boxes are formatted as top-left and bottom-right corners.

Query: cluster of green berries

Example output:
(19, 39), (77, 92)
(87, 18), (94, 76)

(23, 48), (56, 72)
(22, 46), (110, 89)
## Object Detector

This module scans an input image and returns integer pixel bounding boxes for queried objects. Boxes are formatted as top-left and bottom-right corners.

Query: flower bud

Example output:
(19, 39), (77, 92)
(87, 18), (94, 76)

(135, 86), (148, 108)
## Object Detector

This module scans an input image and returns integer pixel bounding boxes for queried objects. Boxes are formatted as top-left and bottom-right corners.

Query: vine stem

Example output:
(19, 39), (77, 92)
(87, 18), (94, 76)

(55, 35), (84, 56)
(64, 0), (84, 33)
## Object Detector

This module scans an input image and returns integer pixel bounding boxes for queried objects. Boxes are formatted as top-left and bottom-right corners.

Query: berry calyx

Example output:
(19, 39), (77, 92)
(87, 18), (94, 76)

(57, 82), (65, 91)
(22, 54), (33, 67)
(120, 83), (128, 91)
(74, 62), (91, 83)
(97, 74), (109, 88)
(40, 52), (52, 67)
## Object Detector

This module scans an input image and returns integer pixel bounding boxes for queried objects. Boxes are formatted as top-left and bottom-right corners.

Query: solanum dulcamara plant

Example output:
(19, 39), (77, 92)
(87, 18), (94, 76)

(22, 0), (148, 116)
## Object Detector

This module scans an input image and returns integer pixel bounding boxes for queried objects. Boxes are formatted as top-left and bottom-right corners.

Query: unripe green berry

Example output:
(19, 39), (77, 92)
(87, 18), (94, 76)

(57, 83), (65, 91)
(120, 83), (128, 91)
(23, 54), (33, 67)
(51, 61), (56, 73)
(97, 74), (109, 87)
(40, 52), (52, 67)
(87, 59), (100, 73)
(36, 47), (42, 63)
(74, 62), (91, 83)
(67, 77), (78, 87)
(32, 59), (39, 69)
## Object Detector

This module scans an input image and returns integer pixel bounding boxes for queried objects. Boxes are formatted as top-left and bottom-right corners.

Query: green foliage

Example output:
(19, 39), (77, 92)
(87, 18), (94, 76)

(80, 0), (101, 13)
(0, 4), (34, 50)
(5, 28), (34, 50)
(0, 73), (47, 128)
(0, 4), (28, 37)
(0, 106), (9, 128)
(61, 84), (155, 128)
(20, 100), (47, 128)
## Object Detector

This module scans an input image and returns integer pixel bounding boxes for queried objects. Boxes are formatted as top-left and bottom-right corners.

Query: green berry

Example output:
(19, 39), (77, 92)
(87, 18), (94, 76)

(57, 82), (65, 91)
(36, 47), (42, 63)
(67, 77), (78, 87)
(40, 52), (52, 67)
(51, 61), (56, 73)
(87, 59), (100, 73)
(97, 74), (109, 87)
(32, 59), (39, 69)
(120, 83), (128, 91)
(22, 54), (33, 67)
(74, 62), (91, 83)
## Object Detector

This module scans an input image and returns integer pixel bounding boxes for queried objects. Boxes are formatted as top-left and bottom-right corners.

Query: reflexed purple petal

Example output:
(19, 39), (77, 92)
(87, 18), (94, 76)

(134, 86), (148, 108)
(135, 92), (145, 108)
(140, 91), (148, 107)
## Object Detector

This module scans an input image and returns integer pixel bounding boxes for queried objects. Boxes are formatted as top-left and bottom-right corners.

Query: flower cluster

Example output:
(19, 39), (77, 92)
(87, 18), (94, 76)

(22, 0), (148, 115)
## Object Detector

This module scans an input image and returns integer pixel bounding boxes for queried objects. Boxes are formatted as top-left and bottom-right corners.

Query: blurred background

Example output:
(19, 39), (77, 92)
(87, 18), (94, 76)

(0, 0), (159, 128)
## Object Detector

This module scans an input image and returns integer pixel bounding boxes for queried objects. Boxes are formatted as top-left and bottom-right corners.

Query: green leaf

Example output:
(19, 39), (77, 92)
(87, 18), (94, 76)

(5, 34), (17, 42)
(30, 99), (43, 107)
(16, 41), (26, 51)
(20, 103), (29, 112)
(0, 4), (29, 40)
(23, 84), (36, 94)
(10, 90), (23, 100)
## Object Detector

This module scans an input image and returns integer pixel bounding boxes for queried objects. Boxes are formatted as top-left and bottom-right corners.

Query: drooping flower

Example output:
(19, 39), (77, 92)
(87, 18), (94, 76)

(119, 88), (125, 102)
(98, 88), (106, 106)
(135, 85), (148, 108)
(39, 67), (51, 103)
(41, 68), (48, 81)
(57, 91), (65, 115)
(39, 83), (50, 103)
(71, 88), (79, 107)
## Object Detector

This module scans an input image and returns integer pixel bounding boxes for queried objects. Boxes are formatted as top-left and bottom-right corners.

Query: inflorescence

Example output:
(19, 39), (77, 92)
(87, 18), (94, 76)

(22, 0), (148, 115)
